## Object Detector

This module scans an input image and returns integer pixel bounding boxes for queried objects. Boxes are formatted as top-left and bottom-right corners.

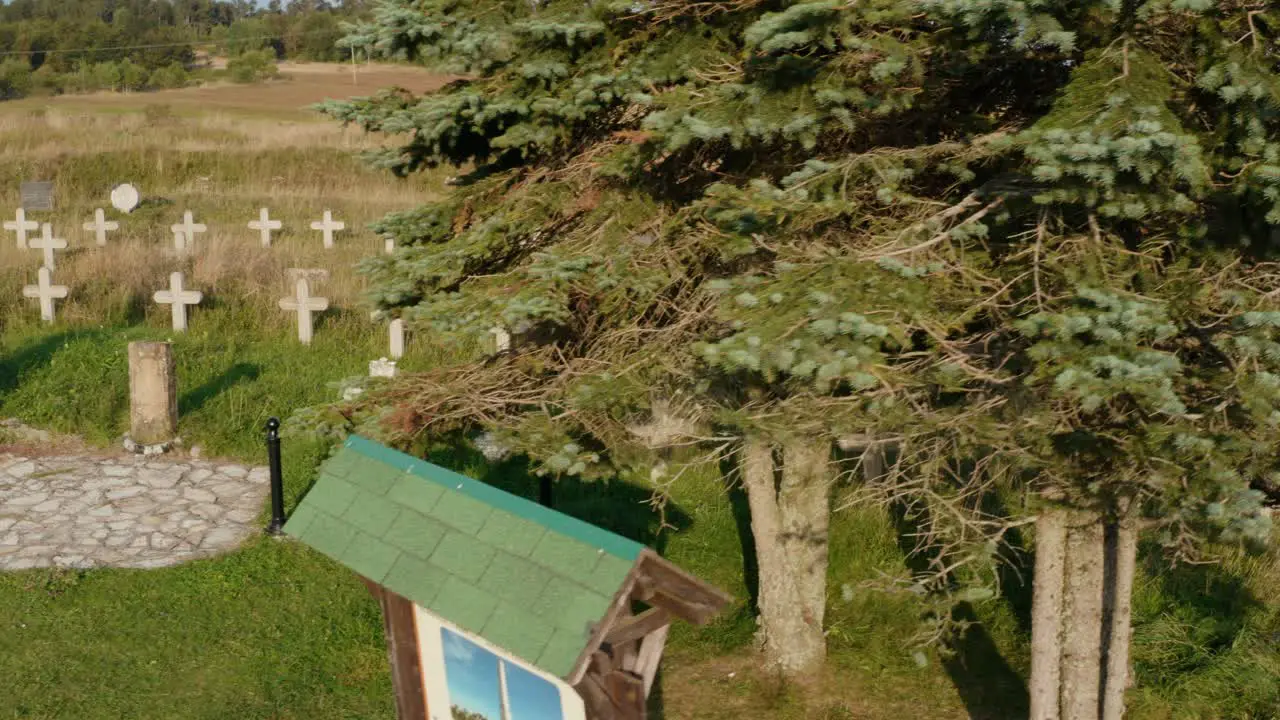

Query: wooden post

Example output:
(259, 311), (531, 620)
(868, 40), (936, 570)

(365, 580), (430, 720)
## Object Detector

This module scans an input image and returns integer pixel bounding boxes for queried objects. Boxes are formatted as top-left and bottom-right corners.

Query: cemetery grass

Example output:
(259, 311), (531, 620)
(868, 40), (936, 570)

(0, 103), (1276, 719)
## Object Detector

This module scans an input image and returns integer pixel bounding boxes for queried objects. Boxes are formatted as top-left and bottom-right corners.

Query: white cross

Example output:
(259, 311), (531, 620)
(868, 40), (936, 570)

(29, 224), (67, 270)
(83, 208), (118, 247)
(4, 208), (38, 249)
(309, 210), (345, 249)
(153, 271), (203, 332)
(389, 318), (405, 359)
(490, 326), (511, 352)
(278, 277), (329, 344)
(170, 211), (206, 252)
(22, 266), (68, 323)
(248, 208), (282, 248)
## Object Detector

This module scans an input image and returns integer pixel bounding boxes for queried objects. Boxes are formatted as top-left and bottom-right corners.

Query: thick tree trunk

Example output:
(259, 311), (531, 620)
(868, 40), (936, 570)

(1029, 507), (1068, 720)
(1100, 518), (1137, 720)
(1061, 512), (1106, 720)
(740, 435), (829, 676)
(780, 437), (831, 660)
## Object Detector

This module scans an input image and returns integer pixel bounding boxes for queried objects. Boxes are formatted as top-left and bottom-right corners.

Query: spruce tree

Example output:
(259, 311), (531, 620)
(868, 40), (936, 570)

(320, 0), (1278, 706)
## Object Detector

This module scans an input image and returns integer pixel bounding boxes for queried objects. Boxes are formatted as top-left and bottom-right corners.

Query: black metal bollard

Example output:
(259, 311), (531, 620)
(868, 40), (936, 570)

(265, 417), (286, 535)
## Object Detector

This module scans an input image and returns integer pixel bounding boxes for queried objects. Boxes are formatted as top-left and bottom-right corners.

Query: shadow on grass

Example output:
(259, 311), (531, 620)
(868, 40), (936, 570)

(0, 328), (110, 396)
(888, 498), (1030, 720)
(426, 441), (692, 552)
(179, 362), (261, 415)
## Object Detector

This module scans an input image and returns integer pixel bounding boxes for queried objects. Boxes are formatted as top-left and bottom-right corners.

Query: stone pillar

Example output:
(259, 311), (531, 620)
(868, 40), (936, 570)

(128, 341), (177, 447)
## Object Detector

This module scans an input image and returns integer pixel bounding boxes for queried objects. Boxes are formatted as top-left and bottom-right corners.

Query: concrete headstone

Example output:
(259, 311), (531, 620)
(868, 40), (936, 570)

(127, 341), (177, 447)
(369, 358), (397, 378)
(170, 211), (207, 252)
(278, 277), (329, 345)
(29, 223), (67, 270)
(83, 208), (119, 247)
(20, 181), (53, 211)
(111, 183), (140, 214)
(4, 207), (38, 249)
(309, 210), (345, 249)
(389, 318), (405, 359)
(490, 326), (511, 352)
(248, 208), (282, 248)
(153, 272), (203, 332)
(22, 266), (68, 324)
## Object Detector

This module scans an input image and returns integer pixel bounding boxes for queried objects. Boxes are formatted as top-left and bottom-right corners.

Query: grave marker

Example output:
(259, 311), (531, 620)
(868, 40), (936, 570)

(153, 272), (203, 332)
(389, 318), (405, 359)
(127, 341), (177, 449)
(310, 210), (345, 249)
(384, 236), (395, 254)
(111, 183), (140, 214)
(369, 357), (397, 378)
(249, 208), (282, 248)
(29, 224), (67, 270)
(22, 266), (68, 324)
(83, 208), (119, 247)
(20, 181), (54, 211)
(278, 277), (329, 344)
(4, 208), (38, 249)
(170, 211), (207, 252)
(490, 326), (511, 352)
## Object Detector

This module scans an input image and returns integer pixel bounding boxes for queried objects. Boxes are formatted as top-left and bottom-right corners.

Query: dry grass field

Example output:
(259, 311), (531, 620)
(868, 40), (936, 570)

(5, 62), (454, 117)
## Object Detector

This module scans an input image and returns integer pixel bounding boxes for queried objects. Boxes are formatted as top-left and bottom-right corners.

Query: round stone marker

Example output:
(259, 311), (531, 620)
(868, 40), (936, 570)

(111, 183), (140, 214)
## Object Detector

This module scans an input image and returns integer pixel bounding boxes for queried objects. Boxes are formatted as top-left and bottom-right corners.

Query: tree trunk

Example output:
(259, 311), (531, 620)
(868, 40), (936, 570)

(1061, 512), (1106, 720)
(1100, 517), (1137, 720)
(1029, 507), (1068, 720)
(780, 437), (831, 662)
(740, 435), (829, 676)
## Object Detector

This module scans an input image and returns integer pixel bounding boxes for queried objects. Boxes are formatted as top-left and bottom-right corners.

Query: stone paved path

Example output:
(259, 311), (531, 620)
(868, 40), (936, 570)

(0, 452), (269, 571)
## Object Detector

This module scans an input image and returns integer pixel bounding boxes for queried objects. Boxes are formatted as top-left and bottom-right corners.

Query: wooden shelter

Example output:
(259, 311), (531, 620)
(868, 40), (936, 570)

(284, 435), (731, 720)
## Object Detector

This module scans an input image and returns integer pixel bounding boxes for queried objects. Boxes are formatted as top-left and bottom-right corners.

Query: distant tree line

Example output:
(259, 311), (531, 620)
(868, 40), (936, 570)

(0, 0), (367, 99)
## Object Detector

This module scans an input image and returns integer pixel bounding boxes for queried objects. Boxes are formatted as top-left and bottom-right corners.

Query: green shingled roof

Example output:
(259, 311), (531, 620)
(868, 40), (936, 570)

(284, 435), (645, 678)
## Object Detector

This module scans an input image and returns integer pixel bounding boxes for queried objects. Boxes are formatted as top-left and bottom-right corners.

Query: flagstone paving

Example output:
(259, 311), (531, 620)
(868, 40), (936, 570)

(0, 451), (269, 571)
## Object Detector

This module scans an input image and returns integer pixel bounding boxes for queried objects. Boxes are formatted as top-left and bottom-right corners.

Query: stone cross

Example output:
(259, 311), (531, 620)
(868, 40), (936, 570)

(153, 272), (203, 332)
(389, 318), (405, 359)
(490, 326), (511, 352)
(248, 208), (282, 248)
(29, 224), (67, 270)
(278, 277), (329, 344)
(83, 208), (119, 247)
(4, 207), (38, 249)
(170, 211), (207, 252)
(22, 266), (68, 323)
(310, 210), (345, 249)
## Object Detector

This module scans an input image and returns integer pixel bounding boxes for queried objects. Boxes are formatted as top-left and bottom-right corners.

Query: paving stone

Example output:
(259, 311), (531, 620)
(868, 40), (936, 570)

(0, 451), (268, 571)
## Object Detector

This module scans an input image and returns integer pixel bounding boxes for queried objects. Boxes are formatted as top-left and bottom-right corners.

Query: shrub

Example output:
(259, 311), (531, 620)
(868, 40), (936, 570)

(148, 62), (188, 90)
(227, 49), (278, 84)
(0, 59), (32, 99)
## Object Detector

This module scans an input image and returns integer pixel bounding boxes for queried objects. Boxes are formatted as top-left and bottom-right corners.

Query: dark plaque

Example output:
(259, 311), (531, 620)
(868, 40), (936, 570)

(20, 181), (53, 211)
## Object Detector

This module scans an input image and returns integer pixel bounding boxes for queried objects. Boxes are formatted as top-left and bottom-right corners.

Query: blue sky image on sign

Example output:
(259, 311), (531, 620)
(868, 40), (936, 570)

(443, 628), (565, 720)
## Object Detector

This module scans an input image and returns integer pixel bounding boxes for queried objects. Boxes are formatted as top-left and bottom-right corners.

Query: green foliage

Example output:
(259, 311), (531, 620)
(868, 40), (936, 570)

(325, 0), (1280, 697)
(147, 62), (188, 90)
(0, 58), (32, 99)
(227, 49), (278, 84)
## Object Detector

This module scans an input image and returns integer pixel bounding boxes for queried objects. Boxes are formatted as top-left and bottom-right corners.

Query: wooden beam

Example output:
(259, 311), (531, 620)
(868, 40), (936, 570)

(604, 670), (646, 720)
(364, 579), (429, 720)
(631, 551), (732, 626)
(576, 674), (618, 720)
(568, 575), (637, 686)
(635, 625), (669, 697)
(605, 607), (671, 647)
